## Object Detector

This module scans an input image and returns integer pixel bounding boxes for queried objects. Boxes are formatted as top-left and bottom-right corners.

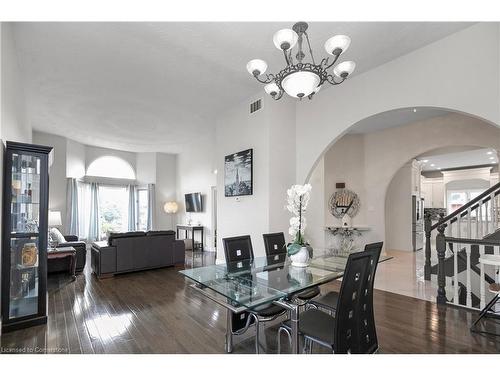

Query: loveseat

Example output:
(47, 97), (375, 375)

(90, 230), (185, 278)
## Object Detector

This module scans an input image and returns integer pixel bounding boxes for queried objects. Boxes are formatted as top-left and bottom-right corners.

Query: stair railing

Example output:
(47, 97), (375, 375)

(437, 235), (500, 309)
(424, 180), (500, 282)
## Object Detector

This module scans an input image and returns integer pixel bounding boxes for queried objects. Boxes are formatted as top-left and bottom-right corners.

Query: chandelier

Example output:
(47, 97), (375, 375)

(246, 22), (355, 100)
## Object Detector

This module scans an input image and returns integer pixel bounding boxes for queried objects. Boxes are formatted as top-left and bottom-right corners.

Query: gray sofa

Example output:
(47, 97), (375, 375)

(91, 230), (185, 278)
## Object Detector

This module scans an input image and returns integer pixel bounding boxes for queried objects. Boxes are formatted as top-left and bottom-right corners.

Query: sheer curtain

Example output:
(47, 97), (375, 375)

(128, 185), (137, 231)
(66, 178), (79, 236)
(147, 183), (155, 230)
(88, 182), (100, 241)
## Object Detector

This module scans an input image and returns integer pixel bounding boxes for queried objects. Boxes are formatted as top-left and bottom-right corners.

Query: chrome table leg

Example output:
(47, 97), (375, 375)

(274, 299), (300, 354)
(225, 309), (233, 353)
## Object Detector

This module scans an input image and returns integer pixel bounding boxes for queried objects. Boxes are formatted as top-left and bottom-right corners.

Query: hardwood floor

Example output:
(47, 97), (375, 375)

(1, 250), (499, 354)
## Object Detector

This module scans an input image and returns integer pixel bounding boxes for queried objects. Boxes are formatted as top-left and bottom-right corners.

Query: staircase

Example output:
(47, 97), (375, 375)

(424, 181), (500, 310)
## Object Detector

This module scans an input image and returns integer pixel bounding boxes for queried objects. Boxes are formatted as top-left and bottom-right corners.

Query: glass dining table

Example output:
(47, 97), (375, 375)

(179, 251), (390, 354)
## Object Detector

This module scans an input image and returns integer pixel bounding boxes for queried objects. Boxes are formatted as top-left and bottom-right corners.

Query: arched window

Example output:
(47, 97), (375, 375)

(86, 156), (135, 179)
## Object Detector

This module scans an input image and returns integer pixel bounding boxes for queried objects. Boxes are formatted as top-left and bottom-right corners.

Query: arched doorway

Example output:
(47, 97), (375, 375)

(304, 108), (500, 300)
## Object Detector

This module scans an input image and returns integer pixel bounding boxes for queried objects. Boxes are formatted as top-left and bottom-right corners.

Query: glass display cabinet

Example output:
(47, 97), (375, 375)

(1, 141), (52, 332)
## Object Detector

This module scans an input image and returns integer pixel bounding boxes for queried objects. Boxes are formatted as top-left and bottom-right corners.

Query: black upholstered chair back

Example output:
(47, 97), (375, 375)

(263, 232), (286, 256)
(223, 235), (254, 263)
(360, 242), (383, 353)
(222, 235), (254, 333)
(333, 251), (372, 354)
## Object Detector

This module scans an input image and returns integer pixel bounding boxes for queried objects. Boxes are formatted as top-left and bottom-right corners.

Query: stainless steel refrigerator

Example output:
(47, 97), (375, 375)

(412, 195), (424, 251)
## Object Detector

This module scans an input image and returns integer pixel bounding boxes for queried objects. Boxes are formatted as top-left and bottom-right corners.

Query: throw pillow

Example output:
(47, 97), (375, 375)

(49, 227), (66, 245)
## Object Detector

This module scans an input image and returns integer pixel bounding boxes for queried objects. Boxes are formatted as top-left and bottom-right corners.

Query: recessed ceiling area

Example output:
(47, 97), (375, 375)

(12, 22), (473, 153)
(417, 148), (498, 171)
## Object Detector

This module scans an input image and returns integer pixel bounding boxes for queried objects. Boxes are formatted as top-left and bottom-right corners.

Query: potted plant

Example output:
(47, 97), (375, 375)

(286, 184), (312, 267)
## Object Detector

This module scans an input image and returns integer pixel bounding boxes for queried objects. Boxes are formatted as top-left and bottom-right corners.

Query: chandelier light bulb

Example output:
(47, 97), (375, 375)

(334, 61), (356, 78)
(246, 59), (268, 76)
(264, 82), (280, 96)
(281, 71), (320, 98)
(273, 29), (298, 51)
(324, 35), (351, 55)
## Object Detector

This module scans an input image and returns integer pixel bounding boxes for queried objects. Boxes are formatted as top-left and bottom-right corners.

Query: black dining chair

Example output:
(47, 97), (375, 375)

(262, 232), (320, 303)
(222, 235), (287, 354)
(309, 242), (383, 314)
(263, 232), (287, 256)
(278, 248), (379, 354)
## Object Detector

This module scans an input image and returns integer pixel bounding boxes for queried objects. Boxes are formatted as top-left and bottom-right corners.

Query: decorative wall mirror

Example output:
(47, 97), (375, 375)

(328, 185), (360, 219)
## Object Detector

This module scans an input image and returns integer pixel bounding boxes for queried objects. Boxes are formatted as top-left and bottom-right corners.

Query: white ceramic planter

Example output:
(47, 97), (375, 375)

(289, 246), (310, 267)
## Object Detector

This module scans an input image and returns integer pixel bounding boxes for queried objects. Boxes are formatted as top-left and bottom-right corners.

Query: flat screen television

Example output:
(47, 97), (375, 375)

(185, 192), (203, 212)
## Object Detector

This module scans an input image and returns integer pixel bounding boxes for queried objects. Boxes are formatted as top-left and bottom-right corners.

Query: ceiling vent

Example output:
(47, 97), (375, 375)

(250, 98), (262, 114)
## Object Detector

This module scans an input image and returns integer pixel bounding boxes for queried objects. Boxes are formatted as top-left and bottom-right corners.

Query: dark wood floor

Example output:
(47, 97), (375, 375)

(1, 250), (499, 354)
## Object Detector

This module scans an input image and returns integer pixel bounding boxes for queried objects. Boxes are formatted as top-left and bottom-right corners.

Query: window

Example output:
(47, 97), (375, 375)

(137, 188), (149, 231)
(87, 156), (135, 180)
(447, 189), (484, 216)
(99, 185), (129, 237)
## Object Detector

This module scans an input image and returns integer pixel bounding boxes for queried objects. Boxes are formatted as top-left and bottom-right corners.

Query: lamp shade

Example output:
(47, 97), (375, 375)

(48, 210), (62, 226)
(273, 29), (298, 50)
(324, 35), (351, 55)
(246, 59), (268, 76)
(334, 61), (356, 78)
(281, 71), (320, 98)
(264, 82), (280, 96)
(164, 201), (178, 214)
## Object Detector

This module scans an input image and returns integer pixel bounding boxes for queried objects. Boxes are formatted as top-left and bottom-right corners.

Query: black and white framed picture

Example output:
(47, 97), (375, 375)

(224, 148), (253, 197)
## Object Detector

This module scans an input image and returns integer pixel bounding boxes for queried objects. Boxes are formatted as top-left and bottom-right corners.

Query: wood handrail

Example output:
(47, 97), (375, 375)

(444, 236), (500, 246)
(430, 181), (500, 231)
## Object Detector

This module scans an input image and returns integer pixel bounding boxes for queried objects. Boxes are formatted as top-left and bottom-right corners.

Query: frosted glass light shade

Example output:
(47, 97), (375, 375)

(324, 35), (351, 55)
(334, 61), (356, 78)
(273, 29), (298, 50)
(281, 71), (320, 98)
(164, 201), (178, 214)
(246, 59), (267, 76)
(264, 82), (280, 96)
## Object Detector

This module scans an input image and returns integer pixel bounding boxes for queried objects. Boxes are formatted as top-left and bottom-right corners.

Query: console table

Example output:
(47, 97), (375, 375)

(176, 225), (204, 251)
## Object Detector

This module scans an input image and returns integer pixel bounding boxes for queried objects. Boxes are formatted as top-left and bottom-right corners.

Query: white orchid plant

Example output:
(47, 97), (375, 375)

(286, 184), (312, 255)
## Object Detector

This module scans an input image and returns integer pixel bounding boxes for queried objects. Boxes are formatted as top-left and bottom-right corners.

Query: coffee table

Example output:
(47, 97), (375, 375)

(47, 246), (77, 281)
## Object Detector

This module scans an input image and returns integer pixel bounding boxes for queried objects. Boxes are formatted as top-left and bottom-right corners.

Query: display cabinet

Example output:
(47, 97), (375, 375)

(1, 141), (52, 332)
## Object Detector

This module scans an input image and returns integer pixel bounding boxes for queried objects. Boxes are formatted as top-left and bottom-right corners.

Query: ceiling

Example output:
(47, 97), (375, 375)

(417, 148), (498, 171)
(13, 22), (473, 153)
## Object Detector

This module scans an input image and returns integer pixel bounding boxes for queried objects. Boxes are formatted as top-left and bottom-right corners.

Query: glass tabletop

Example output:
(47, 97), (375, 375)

(180, 252), (385, 310)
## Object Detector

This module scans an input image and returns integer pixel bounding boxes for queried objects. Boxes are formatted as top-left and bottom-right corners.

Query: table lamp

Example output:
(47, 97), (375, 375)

(48, 210), (62, 227)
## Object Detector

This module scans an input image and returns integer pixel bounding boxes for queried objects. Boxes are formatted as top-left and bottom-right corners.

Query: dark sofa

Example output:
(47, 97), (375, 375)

(48, 235), (87, 274)
(90, 230), (185, 278)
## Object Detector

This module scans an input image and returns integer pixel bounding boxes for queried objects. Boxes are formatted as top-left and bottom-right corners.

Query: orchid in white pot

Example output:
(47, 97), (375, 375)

(286, 184), (312, 267)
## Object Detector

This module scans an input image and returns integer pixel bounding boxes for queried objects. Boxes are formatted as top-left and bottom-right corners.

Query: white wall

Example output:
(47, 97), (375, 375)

(155, 152), (177, 230)
(305, 157), (325, 250)
(32, 131), (68, 233)
(297, 23), (500, 183)
(136, 152), (156, 185)
(66, 139), (85, 179)
(385, 163), (413, 251)
(215, 94), (296, 260)
(268, 97), (297, 235)
(175, 135), (217, 250)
